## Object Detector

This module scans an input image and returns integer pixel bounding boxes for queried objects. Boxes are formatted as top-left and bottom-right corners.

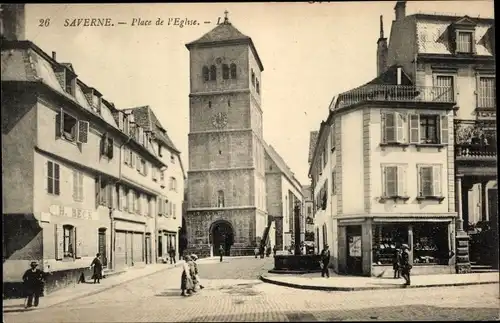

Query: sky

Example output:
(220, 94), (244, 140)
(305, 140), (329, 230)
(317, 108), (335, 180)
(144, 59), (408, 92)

(25, 1), (494, 185)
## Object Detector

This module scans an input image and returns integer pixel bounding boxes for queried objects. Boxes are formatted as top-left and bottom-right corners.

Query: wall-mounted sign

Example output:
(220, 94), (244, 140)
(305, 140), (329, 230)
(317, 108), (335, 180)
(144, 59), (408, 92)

(349, 236), (362, 257)
(49, 205), (94, 220)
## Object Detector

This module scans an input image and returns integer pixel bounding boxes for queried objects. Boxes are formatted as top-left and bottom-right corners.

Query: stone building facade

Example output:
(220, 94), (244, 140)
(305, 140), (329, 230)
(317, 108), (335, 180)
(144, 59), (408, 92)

(184, 16), (302, 257)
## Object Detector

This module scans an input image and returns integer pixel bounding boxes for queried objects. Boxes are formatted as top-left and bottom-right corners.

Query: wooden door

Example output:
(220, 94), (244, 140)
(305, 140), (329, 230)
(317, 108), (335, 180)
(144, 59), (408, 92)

(115, 231), (127, 271)
(98, 229), (107, 267)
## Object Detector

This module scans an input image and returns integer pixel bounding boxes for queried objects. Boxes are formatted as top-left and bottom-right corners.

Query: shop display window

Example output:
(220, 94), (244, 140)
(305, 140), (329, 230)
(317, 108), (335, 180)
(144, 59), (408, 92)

(372, 224), (408, 265)
(413, 222), (450, 265)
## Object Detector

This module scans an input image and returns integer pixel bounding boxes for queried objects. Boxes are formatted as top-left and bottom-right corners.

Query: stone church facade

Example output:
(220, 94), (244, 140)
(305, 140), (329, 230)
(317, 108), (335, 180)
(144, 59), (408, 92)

(184, 16), (270, 257)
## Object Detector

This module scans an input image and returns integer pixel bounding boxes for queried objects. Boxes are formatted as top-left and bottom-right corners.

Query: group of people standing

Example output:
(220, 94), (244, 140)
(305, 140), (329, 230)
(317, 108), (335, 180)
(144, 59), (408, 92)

(180, 254), (204, 297)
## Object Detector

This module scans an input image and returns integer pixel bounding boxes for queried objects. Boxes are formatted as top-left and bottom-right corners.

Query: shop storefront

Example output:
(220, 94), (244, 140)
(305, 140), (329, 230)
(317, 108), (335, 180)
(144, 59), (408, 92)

(157, 230), (177, 260)
(338, 217), (456, 277)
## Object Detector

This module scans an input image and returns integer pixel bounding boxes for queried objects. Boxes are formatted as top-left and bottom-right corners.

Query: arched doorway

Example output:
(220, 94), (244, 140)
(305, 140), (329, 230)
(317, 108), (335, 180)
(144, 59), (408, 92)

(210, 220), (234, 256)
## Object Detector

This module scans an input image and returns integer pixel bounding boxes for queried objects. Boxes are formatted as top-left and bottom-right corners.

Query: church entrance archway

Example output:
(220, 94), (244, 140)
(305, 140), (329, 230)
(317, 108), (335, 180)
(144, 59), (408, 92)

(210, 220), (234, 256)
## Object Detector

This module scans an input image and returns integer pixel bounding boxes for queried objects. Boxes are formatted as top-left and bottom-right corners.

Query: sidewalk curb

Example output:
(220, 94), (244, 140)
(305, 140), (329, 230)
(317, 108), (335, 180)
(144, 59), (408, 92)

(42, 262), (184, 309)
(259, 275), (499, 292)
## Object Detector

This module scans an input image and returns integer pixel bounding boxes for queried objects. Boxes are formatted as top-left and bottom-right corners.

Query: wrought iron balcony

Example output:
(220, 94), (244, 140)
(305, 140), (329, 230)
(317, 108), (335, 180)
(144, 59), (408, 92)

(455, 119), (497, 160)
(337, 85), (454, 110)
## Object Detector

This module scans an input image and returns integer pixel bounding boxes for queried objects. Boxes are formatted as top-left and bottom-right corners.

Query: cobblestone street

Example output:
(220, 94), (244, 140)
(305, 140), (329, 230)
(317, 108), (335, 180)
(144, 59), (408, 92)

(4, 257), (499, 322)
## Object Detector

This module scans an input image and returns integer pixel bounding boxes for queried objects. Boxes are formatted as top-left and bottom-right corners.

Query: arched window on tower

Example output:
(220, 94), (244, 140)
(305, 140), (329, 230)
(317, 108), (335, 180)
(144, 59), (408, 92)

(256, 79), (260, 94)
(218, 190), (225, 207)
(202, 66), (209, 82)
(222, 64), (230, 79)
(230, 63), (237, 79)
(210, 65), (217, 81)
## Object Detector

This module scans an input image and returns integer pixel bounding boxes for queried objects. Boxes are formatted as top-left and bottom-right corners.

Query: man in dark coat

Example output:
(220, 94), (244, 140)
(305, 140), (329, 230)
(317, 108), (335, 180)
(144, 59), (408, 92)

(273, 245), (278, 257)
(320, 244), (331, 278)
(400, 244), (412, 285)
(169, 246), (176, 264)
(219, 245), (225, 262)
(22, 261), (50, 308)
(90, 253), (103, 284)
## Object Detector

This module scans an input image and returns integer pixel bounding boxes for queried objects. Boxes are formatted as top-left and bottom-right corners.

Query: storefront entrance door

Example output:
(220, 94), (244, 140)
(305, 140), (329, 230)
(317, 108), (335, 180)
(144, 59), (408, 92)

(346, 225), (363, 275)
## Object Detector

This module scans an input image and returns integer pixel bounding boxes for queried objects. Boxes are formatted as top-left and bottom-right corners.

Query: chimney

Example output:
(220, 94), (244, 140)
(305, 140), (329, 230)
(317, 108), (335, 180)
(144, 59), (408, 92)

(52, 51), (57, 61)
(397, 67), (402, 85)
(394, 1), (406, 22)
(0, 4), (25, 41)
(377, 15), (388, 76)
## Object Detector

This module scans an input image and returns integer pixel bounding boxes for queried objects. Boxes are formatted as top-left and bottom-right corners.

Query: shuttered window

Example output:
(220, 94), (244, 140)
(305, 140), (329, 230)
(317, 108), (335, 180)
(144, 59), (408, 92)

(418, 165), (442, 197)
(434, 75), (454, 102)
(381, 165), (407, 197)
(47, 161), (60, 195)
(478, 77), (496, 108)
(63, 224), (75, 258)
(381, 112), (405, 144)
(73, 170), (84, 201)
(55, 109), (89, 144)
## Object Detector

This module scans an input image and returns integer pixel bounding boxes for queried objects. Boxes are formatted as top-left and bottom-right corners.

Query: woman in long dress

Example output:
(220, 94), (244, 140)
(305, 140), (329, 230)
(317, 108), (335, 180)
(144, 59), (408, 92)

(90, 253), (103, 284)
(191, 254), (205, 290)
(180, 255), (194, 296)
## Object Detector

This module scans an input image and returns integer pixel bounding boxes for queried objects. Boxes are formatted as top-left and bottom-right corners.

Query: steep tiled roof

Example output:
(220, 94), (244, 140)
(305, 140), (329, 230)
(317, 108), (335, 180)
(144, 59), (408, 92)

(128, 105), (180, 154)
(1, 45), (118, 129)
(308, 131), (319, 164)
(365, 65), (412, 86)
(412, 15), (494, 56)
(263, 141), (302, 193)
(185, 20), (264, 71)
(186, 22), (251, 46)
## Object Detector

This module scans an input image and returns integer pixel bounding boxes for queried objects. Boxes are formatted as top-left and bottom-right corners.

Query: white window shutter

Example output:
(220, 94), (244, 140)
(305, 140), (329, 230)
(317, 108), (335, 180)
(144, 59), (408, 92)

(386, 166), (397, 196)
(131, 152), (136, 167)
(409, 114), (420, 144)
(77, 120), (89, 144)
(72, 171), (78, 200)
(157, 198), (161, 215)
(381, 166), (387, 196)
(440, 115), (449, 144)
(433, 165), (442, 196)
(75, 227), (83, 259)
(55, 224), (63, 260)
(380, 112), (386, 143)
(384, 113), (396, 142)
(55, 109), (63, 138)
(397, 166), (407, 196)
(396, 113), (405, 142)
(417, 166), (422, 197)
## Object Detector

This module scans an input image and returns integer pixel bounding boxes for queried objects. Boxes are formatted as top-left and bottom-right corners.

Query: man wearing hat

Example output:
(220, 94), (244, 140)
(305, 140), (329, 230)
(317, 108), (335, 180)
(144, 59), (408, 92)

(22, 261), (50, 308)
(400, 244), (412, 285)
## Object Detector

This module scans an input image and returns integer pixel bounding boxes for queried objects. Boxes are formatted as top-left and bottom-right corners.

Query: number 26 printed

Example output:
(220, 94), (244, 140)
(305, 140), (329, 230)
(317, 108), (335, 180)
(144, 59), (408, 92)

(39, 18), (50, 27)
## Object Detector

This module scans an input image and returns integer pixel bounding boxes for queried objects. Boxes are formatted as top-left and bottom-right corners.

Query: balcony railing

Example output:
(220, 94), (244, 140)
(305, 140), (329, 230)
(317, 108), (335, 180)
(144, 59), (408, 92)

(455, 119), (497, 160)
(337, 85), (454, 110)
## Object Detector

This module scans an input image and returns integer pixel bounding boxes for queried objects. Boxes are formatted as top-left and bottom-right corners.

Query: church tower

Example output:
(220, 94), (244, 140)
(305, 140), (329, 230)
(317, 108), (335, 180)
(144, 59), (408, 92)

(185, 12), (267, 257)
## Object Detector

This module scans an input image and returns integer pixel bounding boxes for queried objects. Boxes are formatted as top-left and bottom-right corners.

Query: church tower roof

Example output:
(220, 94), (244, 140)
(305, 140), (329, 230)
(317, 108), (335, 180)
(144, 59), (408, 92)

(185, 11), (264, 71)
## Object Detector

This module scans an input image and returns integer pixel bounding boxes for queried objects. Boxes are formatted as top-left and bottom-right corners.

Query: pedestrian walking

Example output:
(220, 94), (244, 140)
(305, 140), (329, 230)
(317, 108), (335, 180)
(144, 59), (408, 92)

(400, 244), (412, 285)
(392, 248), (402, 279)
(180, 255), (194, 297)
(22, 261), (50, 309)
(266, 245), (271, 257)
(320, 244), (331, 278)
(254, 247), (259, 258)
(273, 245), (277, 257)
(219, 245), (224, 262)
(169, 246), (177, 264)
(90, 253), (103, 284)
(259, 245), (265, 258)
(191, 254), (205, 290)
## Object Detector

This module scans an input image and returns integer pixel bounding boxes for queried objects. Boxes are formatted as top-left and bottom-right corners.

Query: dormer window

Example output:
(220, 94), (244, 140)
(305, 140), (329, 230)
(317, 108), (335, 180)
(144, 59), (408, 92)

(65, 73), (76, 96)
(451, 16), (476, 55)
(457, 31), (473, 53)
